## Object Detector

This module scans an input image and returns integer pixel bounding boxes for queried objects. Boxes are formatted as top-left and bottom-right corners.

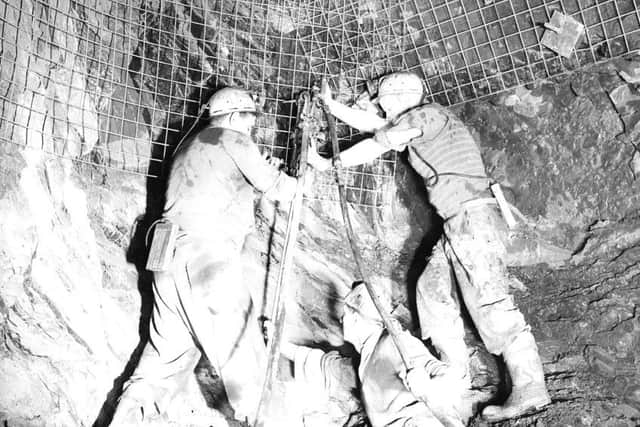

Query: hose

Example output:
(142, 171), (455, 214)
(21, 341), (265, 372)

(319, 96), (413, 371)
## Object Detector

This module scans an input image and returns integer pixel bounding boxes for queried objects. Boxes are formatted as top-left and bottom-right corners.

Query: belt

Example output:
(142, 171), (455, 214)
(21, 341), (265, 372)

(457, 192), (532, 227)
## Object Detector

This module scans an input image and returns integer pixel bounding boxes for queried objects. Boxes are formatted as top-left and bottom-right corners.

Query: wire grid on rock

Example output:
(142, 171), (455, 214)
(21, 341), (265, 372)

(0, 0), (638, 207)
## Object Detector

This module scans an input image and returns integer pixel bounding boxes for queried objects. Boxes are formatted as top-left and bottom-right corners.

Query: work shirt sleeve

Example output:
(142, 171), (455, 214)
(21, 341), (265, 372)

(222, 132), (297, 202)
(395, 104), (450, 142)
(372, 111), (428, 152)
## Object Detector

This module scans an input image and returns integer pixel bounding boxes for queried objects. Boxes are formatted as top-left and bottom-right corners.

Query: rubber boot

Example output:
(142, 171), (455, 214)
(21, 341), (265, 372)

(482, 332), (551, 422)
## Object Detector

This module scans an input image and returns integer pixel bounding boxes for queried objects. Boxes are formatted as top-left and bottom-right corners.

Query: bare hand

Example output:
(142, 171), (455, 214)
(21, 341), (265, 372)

(307, 136), (331, 171)
(262, 151), (285, 170)
(401, 359), (468, 400)
(354, 91), (378, 114)
(401, 361), (470, 423)
(401, 365), (432, 398)
(320, 78), (332, 103)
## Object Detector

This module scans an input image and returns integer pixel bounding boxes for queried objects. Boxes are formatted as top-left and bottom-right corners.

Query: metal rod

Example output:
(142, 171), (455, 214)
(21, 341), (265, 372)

(253, 91), (310, 427)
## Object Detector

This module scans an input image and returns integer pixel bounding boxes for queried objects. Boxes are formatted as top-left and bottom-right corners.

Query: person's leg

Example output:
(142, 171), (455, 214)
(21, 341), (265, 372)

(112, 265), (202, 424)
(445, 206), (550, 421)
(284, 345), (359, 426)
(185, 251), (266, 424)
(361, 334), (450, 427)
(416, 239), (469, 375)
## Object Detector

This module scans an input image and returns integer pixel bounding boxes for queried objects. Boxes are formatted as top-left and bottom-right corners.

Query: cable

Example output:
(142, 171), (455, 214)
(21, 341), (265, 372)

(321, 91), (464, 427)
(172, 103), (208, 156)
(320, 94), (412, 371)
(409, 144), (490, 187)
(253, 91), (311, 427)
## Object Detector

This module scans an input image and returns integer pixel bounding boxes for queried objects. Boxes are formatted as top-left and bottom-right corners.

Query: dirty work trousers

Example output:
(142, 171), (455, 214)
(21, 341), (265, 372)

(341, 284), (457, 427)
(286, 346), (358, 427)
(417, 203), (530, 361)
(116, 235), (266, 423)
(358, 332), (449, 427)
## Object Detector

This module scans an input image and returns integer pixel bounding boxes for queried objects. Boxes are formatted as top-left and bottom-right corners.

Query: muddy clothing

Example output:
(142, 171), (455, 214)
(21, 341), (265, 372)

(288, 346), (360, 426)
(113, 127), (296, 425)
(164, 127), (295, 250)
(416, 203), (530, 360)
(118, 239), (264, 422)
(377, 104), (533, 372)
(379, 104), (489, 219)
(343, 285), (465, 427)
(359, 331), (449, 427)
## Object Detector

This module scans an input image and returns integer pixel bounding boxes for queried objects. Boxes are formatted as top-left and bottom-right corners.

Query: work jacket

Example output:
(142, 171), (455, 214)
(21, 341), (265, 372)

(164, 126), (295, 256)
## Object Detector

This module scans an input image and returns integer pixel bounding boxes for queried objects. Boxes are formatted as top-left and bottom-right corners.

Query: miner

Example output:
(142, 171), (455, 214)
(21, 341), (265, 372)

(273, 282), (470, 427)
(111, 87), (326, 426)
(342, 282), (470, 427)
(319, 72), (551, 421)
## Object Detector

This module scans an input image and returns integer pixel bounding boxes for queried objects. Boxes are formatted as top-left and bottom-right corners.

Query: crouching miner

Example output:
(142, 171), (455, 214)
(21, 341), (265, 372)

(111, 87), (325, 426)
(319, 72), (551, 421)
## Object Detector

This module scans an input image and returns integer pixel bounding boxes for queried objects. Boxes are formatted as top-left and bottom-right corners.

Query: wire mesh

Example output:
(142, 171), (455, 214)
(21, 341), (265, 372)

(0, 0), (639, 206)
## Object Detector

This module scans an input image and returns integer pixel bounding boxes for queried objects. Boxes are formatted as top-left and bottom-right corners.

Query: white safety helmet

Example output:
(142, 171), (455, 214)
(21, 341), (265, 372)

(377, 72), (425, 99)
(207, 87), (258, 117)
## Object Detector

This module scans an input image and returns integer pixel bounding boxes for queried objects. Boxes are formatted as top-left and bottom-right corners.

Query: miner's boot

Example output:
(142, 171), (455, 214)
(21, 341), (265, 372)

(482, 332), (551, 422)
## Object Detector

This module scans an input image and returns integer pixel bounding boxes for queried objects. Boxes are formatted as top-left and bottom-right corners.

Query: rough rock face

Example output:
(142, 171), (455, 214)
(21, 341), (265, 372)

(0, 0), (145, 423)
(458, 74), (640, 426)
(255, 69), (640, 427)
(0, 145), (145, 426)
(1, 0), (640, 427)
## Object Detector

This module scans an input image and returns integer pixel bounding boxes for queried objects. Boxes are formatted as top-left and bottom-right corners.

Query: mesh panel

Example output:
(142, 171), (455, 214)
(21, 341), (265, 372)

(1, 0), (638, 205)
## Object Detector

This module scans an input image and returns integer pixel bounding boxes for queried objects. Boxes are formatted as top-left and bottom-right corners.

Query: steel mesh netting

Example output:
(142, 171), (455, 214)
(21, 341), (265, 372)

(0, 0), (639, 206)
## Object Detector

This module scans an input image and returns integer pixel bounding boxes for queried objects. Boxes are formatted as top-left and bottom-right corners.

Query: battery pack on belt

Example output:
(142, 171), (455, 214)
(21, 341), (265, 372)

(146, 221), (179, 272)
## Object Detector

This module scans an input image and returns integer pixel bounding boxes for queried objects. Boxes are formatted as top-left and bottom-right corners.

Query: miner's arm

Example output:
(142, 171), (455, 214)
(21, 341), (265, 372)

(328, 126), (422, 168)
(320, 82), (421, 168)
(221, 133), (296, 201)
(223, 133), (326, 202)
(322, 97), (388, 133)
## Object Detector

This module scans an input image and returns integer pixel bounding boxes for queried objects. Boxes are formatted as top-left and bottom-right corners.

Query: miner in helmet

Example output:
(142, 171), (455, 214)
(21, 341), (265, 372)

(111, 86), (326, 426)
(270, 280), (471, 427)
(318, 71), (551, 422)
(342, 282), (471, 427)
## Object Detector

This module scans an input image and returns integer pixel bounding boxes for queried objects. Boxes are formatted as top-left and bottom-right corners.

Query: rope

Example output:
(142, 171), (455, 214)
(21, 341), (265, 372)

(172, 103), (209, 156)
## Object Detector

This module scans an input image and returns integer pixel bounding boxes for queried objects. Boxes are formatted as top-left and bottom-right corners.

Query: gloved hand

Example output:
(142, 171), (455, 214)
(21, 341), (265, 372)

(401, 360), (470, 424)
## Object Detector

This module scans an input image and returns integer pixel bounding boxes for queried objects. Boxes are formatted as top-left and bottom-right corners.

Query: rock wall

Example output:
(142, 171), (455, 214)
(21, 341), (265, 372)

(1, 0), (639, 426)
(0, 145), (146, 426)
(0, 0), (146, 424)
(459, 73), (640, 426)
